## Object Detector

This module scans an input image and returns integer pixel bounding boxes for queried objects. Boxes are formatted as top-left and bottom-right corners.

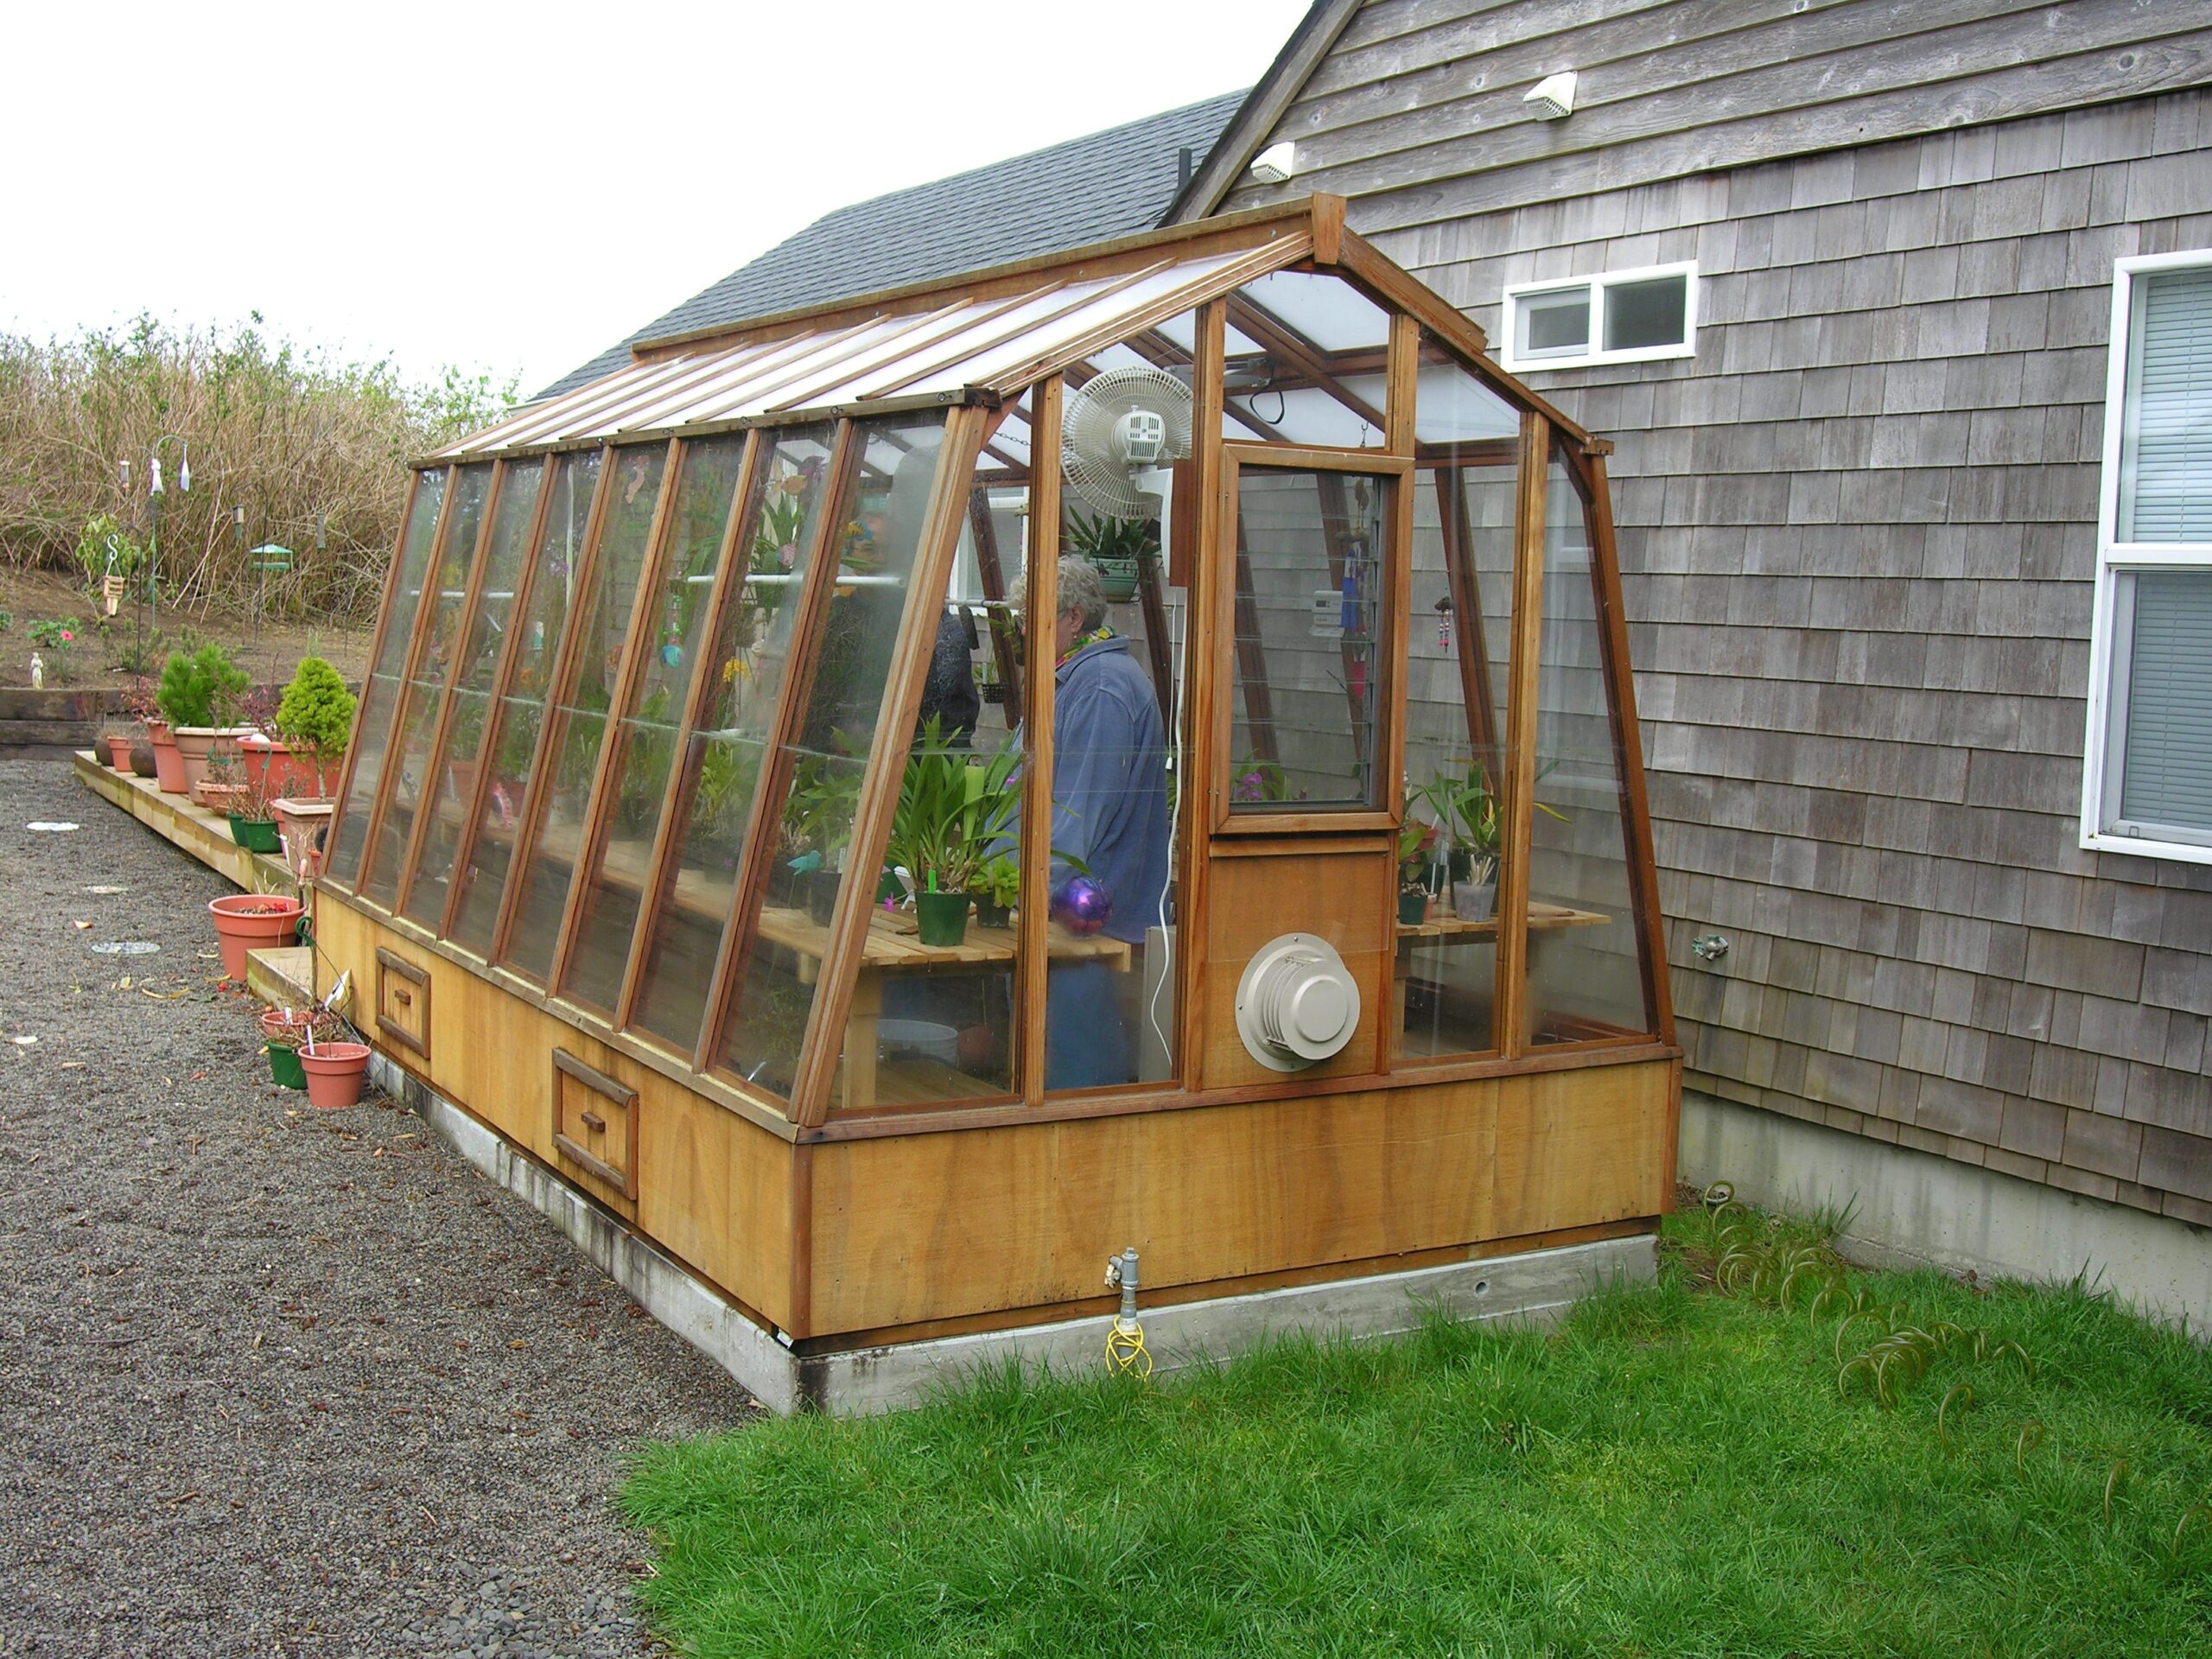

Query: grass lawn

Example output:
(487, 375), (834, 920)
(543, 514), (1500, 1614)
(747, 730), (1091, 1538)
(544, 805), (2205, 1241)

(621, 1209), (2212, 1657)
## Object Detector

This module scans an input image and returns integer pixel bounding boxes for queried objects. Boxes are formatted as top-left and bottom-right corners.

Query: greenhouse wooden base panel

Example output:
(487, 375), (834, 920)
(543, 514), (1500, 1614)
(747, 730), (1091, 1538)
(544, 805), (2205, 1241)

(317, 899), (1675, 1364)
(382, 1039), (1662, 1416)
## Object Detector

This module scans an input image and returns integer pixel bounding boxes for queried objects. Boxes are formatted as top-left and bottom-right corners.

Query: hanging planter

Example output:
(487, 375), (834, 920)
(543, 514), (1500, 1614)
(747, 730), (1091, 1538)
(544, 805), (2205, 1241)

(207, 893), (303, 980)
(297, 1040), (371, 1110)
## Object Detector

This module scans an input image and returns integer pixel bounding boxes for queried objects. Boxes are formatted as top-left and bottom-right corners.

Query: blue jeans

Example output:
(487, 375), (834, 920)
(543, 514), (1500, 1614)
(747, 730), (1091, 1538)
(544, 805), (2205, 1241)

(1044, 958), (1135, 1090)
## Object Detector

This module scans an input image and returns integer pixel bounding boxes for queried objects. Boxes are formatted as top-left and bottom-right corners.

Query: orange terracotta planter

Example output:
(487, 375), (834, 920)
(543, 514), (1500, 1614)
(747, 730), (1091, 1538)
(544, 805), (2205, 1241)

(207, 893), (302, 981)
(297, 1041), (370, 1110)
(148, 721), (188, 794)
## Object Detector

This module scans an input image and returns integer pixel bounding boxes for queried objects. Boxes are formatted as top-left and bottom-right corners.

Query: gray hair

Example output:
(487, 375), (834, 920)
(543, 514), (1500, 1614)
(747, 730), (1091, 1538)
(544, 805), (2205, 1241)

(1007, 556), (1110, 632)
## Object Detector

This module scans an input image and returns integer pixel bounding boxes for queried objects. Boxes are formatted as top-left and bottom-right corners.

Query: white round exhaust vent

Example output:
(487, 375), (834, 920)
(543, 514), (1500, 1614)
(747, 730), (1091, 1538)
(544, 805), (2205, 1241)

(1235, 932), (1362, 1071)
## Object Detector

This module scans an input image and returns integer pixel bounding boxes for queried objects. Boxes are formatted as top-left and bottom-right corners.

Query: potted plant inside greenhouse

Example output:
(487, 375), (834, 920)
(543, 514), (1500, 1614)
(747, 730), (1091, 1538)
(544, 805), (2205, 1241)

(887, 717), (1020, 947)
(1063, 505), (1155, 602)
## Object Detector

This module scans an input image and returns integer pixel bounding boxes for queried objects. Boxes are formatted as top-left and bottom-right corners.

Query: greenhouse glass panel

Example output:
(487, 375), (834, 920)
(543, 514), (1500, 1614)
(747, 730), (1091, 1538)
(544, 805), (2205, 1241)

(1394, 338), (1522, 1063)
(1220, 270), (1390, 449)
(500, 443), (669, 981)
(448, 449), (601, 953)
(850, 432), (1027, 1108)
(400, 457), (546, 926)
(560, 434), (753, 1014)
(359, 463), (493, 907)
(630, 425), (838, 1052)
(1525, 450), (1654, 1046)
(1226, 465), (1391, 811)
(326, 467), (448, 887)
(715, 414), (947, 1102)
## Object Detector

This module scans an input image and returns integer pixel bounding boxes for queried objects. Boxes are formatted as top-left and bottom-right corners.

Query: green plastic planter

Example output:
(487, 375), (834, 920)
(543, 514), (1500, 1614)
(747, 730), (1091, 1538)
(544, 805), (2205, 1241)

(266, 1042), (307, 1090)
(227, 813), (283, 854)
(915, 890), (971, 947)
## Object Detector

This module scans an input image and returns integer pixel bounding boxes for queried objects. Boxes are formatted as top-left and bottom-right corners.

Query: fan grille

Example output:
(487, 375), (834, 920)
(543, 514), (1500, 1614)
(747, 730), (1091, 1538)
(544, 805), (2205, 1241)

(1061, 365), (1194, 520)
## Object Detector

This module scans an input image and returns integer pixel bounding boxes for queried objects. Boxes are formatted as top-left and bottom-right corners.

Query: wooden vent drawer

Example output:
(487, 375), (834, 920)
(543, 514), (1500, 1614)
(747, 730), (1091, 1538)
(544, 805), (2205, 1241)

(374, 949), (431, 1061)
(552, 1050), (639, 1203)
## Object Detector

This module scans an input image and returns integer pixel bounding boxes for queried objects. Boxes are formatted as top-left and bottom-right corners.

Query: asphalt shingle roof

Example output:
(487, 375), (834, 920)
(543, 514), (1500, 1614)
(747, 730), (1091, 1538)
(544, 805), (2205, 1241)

(538, 91), (1245, 400)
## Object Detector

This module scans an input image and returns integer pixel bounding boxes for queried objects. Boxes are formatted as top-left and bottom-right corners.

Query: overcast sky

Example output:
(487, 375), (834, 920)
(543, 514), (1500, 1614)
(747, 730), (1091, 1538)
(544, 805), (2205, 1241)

(4, 1), (1306, 397)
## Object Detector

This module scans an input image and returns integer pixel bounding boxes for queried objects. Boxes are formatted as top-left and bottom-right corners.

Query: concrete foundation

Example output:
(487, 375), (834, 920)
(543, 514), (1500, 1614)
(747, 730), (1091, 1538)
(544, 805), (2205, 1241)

(1680, 1090), (2212, 1332)
(370, 1048), (1656, 1414)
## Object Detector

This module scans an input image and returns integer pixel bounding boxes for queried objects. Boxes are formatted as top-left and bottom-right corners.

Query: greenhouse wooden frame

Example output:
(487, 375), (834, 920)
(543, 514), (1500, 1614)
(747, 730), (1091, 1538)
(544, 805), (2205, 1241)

(314, 195), (1680, 1382)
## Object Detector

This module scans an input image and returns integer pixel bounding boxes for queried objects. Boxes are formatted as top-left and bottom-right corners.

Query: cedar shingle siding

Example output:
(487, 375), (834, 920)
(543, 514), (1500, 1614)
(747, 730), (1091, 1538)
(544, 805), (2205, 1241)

(1217, 1), (2212, 1226)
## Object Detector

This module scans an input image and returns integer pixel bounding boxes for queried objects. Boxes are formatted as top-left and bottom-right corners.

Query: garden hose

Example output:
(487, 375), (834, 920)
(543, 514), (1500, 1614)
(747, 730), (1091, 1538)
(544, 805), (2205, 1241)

(1103, 1247), (1153, 1376)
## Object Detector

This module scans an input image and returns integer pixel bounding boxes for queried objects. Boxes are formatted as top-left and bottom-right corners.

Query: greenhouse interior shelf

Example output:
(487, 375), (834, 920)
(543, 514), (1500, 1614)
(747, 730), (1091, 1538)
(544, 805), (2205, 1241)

(307, 194), (1680, 1408)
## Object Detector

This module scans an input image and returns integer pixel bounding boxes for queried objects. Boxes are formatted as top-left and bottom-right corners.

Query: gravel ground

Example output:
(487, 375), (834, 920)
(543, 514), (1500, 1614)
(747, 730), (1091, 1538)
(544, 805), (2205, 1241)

(0, 756), (760, 1657)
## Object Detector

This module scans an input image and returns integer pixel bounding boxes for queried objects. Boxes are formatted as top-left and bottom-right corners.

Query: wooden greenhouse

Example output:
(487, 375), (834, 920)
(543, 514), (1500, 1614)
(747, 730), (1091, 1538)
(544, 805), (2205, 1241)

(315, 195), (1678, 1408)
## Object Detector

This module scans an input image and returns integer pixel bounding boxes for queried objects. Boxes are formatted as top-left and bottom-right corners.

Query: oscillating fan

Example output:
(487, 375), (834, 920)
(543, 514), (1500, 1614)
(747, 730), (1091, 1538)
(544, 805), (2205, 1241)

(1060, 365), (1194, 522)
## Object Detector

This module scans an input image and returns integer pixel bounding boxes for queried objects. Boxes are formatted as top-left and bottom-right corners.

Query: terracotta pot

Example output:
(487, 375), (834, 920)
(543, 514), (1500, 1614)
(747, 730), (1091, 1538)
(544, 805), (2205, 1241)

(237, 735), (343, 801)
(148, 721), (188, 794)
(195, 780), (250, 813)
(270, 798), (335, 880)
(297, 1041), (370, 1110)
(104, 734), (132, 769)
(175, 727), (259, 794)
(258, 1007), (319, 1046)
(207, 893), (303, 980)
(128, 741), (157, 779)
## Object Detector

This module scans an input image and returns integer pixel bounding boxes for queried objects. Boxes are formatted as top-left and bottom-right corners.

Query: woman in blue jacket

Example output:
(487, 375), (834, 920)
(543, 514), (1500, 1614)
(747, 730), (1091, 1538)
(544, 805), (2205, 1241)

(1011, 556), (1172, 1089)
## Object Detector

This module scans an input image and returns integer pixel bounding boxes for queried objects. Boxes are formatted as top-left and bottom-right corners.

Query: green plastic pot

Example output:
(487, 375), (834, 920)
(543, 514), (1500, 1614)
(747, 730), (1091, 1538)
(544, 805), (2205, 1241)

(914, 889), (971, 947)
(228, 813), (283, 854)
(266, 1042), (307, 1090)
(1398, 889), (1430, 925)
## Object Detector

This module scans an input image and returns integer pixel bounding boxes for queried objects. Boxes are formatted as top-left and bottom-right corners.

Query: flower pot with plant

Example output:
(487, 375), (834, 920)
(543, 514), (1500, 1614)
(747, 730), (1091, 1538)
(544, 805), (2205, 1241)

(160, 642), (255, 793)
(208, 891), (303, 980)
(259, 1007), (338, 1090)
(1063, 507), (1158, 602)
(296, 1036), (372, 1110)
(267, 655), (355, 800)
(1397, 814), (1439, 925)
(886, 717), (1023, 950)
(226, 772), (284, 855)
(971, 852), (1020, 929)
(270, 798), (334, 880)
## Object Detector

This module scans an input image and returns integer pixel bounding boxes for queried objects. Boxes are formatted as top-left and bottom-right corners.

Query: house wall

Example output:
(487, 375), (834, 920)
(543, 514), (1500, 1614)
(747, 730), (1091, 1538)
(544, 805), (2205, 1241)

(1217, 2), (2212, 1231)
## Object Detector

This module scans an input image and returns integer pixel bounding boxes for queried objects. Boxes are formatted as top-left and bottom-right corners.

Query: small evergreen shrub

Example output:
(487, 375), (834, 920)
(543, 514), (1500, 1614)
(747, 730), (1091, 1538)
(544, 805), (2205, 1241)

(274, 655), (355, 760)
(156, 641), (251, 728)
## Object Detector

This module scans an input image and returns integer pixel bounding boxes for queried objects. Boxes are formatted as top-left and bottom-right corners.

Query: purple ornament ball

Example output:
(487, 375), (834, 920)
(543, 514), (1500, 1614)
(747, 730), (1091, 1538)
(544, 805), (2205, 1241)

(1052, 876), (1112, 936)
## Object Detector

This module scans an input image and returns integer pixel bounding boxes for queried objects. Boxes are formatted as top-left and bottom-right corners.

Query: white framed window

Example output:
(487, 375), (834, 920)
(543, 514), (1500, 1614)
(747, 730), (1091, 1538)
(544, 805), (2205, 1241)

(2082, 250), (2212, 865)
(1498, 261), (1697, 372)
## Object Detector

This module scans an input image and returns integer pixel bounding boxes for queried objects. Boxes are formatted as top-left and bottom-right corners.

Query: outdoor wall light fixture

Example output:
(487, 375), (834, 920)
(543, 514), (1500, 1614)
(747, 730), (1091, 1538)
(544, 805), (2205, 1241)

(1691, 933), (1729, 963)
(1523, 71), (1578, 119)
(1249, 141), (1296, 184)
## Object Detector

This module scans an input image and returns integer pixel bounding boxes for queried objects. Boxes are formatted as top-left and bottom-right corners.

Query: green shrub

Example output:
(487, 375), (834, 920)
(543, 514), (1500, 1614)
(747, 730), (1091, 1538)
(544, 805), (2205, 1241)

(156, 640), (251, 728)
(273, 655), (355, 760)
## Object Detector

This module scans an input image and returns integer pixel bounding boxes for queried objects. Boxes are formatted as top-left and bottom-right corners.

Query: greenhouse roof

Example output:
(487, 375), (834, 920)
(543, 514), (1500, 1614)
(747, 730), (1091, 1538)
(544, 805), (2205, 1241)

(440, 196), (1590, 465)
(541, 92), (1247, 399)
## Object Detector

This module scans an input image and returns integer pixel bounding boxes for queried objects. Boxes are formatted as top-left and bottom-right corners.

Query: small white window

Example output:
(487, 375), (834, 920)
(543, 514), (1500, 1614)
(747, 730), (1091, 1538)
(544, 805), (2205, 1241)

(1499, 262), (1696, 371)
(2083, 251), (2212, 865)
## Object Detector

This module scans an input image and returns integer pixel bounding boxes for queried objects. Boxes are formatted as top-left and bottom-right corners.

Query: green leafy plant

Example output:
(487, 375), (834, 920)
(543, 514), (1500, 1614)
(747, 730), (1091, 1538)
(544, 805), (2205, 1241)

(976, 852), (1022, 911)
(886, 716), (1022, 896)
(272, 655), (356, 797)
(1063, 505), (1159, 566)
(156, 640), (251, 728)
(74, 513), (144, 590)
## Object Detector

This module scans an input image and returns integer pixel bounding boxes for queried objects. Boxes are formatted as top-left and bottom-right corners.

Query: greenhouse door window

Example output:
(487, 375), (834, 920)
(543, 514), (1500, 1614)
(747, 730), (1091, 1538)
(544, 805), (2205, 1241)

(2083, 251), (2212, 864)
(1499, 264), (1696, 372)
